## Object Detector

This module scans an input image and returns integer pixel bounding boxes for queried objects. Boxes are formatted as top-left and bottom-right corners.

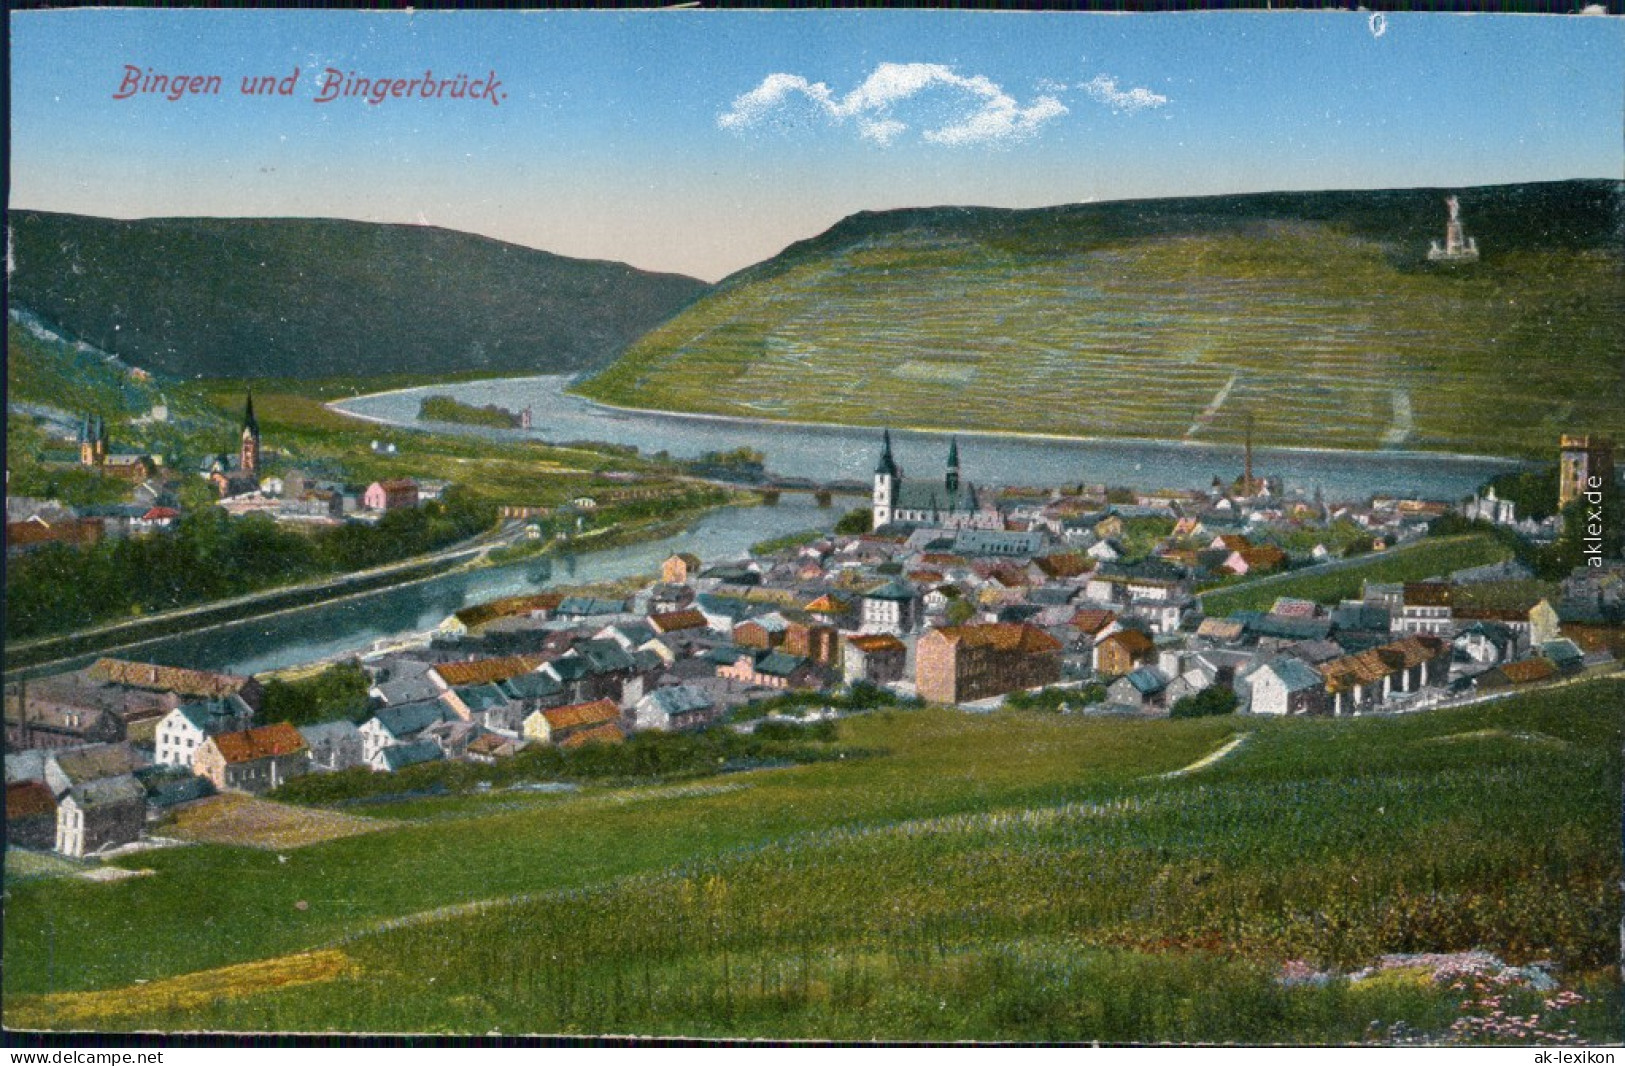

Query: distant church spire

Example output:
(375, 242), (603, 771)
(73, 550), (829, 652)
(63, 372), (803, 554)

(240, 391), (261, 475)
(946, 437), (960, 496)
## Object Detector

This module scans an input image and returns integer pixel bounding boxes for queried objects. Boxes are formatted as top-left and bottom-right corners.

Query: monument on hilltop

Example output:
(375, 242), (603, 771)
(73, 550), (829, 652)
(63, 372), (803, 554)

(1427, 195), (1480, 263)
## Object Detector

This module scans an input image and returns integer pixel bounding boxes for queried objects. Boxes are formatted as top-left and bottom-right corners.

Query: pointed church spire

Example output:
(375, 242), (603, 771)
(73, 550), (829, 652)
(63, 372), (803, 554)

(946, 437), (960, 497)
(240, 390), (262, 475)
(875, 428), (899, 478)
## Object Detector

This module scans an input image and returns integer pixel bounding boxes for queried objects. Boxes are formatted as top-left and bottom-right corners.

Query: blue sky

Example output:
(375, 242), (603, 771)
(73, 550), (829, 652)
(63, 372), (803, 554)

(9, 9), (1622, 280)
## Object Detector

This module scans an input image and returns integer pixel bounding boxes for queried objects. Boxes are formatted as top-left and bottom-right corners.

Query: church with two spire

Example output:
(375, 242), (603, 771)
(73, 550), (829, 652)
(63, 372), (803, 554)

(871, 429), (999, 532)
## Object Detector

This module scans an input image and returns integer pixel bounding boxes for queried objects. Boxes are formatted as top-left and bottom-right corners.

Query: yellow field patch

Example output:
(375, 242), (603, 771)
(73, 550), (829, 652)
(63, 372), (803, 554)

(7, 950), (357, 1029)
(164, 793), (394, 850)
(892, 360), (977, 385)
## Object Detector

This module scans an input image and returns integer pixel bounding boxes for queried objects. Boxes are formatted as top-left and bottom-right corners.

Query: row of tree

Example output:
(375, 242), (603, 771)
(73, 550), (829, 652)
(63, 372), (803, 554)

(5, 489), (496, 641)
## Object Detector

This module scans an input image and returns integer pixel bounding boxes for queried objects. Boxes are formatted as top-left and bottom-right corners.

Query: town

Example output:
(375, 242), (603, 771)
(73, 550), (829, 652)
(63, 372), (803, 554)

(6, 414), (1620, 861)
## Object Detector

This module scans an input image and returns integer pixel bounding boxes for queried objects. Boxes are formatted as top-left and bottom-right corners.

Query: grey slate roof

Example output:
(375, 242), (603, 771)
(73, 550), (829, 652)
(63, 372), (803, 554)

(607, 622), (657, 647)
(501, 673), (564, 701)
(953, 530), (1045, 556)
(1235, 611), (1334, 642)
(864, 578), (918, 602)
(173, 696), (250, 733)
(546, 657), (593, 683)
(756, 652), (809, 678)
(642, 685), (715, 716)
(1126, 668), (1168, 695)
(572, 639), (637, 674)
(67, 773), (147, 809)
(1261, 657), (1324, 693)
(374, 674), (444, 706)
(452, 684), (512, 714)
(695, 594), (755, 622)
(380, 740), (445, 772)
(5, 750), (51, 786)
(705, 644), (757, 666)
(893, 481), (979, 514)
(371, 700), (450, 739)
(556, 596), (627, 617)
(1540, 639), (1586, 668)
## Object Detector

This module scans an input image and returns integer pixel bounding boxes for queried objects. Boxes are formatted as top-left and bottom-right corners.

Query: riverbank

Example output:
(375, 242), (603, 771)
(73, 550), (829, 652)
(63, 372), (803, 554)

(3, 492), (754, 680)
(330, 375), (1529, 468)
(3, 544), (482, 678)
(567, 387), (1532, 467)
(6, 495), (828, 682)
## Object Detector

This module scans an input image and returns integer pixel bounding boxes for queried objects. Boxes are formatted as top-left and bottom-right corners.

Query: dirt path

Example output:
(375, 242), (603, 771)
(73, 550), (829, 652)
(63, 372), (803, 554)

(1158, 732), (1250, 779)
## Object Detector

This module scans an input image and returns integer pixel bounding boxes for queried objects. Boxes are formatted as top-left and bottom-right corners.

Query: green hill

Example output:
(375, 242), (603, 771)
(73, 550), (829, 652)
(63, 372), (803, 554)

(5, 685), (1621, 1040)
(6, 212), (710, 379)
(579, 180), (1624, 458)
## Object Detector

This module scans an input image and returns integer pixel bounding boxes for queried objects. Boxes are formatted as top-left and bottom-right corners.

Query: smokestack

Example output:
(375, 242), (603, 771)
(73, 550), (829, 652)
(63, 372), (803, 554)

(1244, 412), (1254, 495)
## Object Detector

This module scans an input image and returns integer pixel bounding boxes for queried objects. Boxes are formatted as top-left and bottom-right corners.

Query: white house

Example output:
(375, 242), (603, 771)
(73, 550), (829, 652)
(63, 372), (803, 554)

(359, 700), (453, 765)
(861, 579), (920, 635)
(632, 685), (718, 732)
(55, 774), (147, 857)
(153, 696), (254, 768)
(1249, 658), (1327, 717)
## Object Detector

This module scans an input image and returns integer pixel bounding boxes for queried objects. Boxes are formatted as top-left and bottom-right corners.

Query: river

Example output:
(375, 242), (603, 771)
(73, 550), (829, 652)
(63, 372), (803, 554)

(27, 499), (837, 679)
(333, 376), (1522, 503)
(48, 377), (1520, 679)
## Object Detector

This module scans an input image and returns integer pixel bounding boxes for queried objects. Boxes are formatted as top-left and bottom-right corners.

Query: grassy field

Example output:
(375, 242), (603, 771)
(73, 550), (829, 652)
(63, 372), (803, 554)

(579, 183), (1624, 460)
(5, 680), (1621, 1041)
(3, 848), (89, 885)
(1199, 534), (1513, 617)
(161, 794), (395, 851)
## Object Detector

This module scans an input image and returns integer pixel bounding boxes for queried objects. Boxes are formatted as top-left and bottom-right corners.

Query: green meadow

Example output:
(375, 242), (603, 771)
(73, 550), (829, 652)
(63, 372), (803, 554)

(1198, 533), (1514, 617)
(6, 679), (1621, 1041)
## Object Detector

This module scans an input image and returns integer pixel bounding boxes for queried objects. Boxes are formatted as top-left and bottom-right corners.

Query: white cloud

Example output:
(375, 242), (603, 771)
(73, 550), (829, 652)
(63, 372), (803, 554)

(1080, 74), (1169, 114)
(718, 62), (1068, 147)
(716, 72), (836, 131)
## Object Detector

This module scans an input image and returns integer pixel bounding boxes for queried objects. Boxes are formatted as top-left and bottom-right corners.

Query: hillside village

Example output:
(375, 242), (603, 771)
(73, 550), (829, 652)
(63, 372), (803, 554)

(7, 426), (1621, 862)
(7, 391), (453, 548)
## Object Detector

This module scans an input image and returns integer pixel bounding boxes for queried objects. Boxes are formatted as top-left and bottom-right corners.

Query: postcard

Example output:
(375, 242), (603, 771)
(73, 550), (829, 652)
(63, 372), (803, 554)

(4, 6), (1622, 1048)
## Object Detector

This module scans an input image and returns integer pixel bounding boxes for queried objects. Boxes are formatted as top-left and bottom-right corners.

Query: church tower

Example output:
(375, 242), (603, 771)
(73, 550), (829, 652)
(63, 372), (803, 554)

(78, 414), (107, 466)
(240, 392), (261, 475)
(946, 437), (961, 497)
(873, 429), (899, 530)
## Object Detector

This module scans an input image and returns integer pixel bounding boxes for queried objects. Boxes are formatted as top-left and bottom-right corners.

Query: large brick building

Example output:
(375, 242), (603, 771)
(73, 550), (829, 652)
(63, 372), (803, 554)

(915, 623), (1062, 704)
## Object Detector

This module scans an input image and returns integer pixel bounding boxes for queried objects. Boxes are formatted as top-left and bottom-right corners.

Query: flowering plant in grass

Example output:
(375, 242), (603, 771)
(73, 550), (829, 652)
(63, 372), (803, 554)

(1349, 952), (1589, 1046)
(1442, 963), (1586, 1046)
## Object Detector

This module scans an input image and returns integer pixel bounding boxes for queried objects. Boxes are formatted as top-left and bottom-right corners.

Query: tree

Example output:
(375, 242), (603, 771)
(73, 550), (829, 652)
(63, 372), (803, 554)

(945, 599), (976, 626)
(834, 507), (872, 536)
(1170, 686), (1239, 719)
(259, 662), (372, 727)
